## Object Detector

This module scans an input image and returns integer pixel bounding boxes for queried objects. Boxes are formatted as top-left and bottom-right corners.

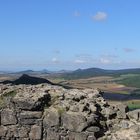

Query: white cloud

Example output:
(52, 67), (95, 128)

(100, 58), (111, 64)
(51, 57), (60, 63)
(92, 11), (107, 21)
(74, 59), (86, 64)
(123, 48), (135, 53)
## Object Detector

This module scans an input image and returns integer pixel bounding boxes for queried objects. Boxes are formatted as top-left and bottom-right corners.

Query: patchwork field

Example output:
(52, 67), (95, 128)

(0, 72), (140, 110)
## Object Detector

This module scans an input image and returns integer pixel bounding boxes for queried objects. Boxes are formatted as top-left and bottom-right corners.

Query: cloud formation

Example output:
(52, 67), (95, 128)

(74, 59), (86, 64)
(123, 48), (135, 53)
(92, 12), (107, 21)
(51, 57), (60, 64)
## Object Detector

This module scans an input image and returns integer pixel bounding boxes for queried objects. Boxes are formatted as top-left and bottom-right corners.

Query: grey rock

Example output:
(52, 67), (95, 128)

(68, 132), (87, 140)
(1, 109), (17, 125)
(127, 109), (140, 121)
(20, 111), (42, 119)
(0, 126), (8, 137)
(29, 125), (42, 140)
(87, 135), (96, 140)
(86, 126), (100, 132)
(43, 108), (60, 127)
(62, 113), (88, 132)
(46, 128), (60, 140)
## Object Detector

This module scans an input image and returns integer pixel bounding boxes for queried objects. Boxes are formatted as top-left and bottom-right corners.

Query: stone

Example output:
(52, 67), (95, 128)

(43, 108), (60, 127)
(89, 104), (97, 113)
(86, 126), (100, 132)
(87, 135), (96, 140)
(127, 109), (140, 121)
(0, 126), (8, 137)
(117, 110), (127, 119)
(20, 111), (42, 119)
(62, 112), (88, 132)
(46, 128), (60, 140)
(18, 126), (30, 138)
(70, 105), (79, 112)
(29, 125), (42, 140)
(68, 132), (87, 140)
(1, 109), (17, 125)
(13, 91), (51, 111)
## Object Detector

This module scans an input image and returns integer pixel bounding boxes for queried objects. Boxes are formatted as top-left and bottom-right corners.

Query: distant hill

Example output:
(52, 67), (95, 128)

(61, 68), (140, 79)
(1, 74), (54, 85)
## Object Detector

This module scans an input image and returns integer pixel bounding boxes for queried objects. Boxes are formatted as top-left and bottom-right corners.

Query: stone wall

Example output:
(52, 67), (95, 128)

(0, 84), (140, 140)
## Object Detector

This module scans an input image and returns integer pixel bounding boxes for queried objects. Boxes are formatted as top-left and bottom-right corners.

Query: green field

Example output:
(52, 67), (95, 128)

(117, 74), (140, 88)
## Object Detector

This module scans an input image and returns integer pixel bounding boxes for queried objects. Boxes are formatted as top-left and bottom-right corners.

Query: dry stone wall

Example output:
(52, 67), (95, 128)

(0, 84), (140, 140)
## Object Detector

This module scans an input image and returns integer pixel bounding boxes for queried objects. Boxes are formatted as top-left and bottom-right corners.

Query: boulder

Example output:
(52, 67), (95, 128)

(62, 112), (88, 132)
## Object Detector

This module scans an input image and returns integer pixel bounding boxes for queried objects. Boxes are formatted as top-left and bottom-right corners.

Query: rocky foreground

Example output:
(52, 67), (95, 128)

(0, 83), (140, 140)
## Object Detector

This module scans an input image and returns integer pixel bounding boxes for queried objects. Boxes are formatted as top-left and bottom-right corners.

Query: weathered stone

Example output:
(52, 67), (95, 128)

(70, 105), (79, 112)
(127, 109), (140, 121)
(87, 135), (96, 140)
(20, 111), (42, 119)
(43, 108), (60, 127)
(13, 92), (50, 110)
(62, 113), (88, 132)
(68, 132), (87, 140)
(86, 126), (100, 132)
(20, 118), (42, 125)
(89, 104), (97, 113)
(0, 126), (8, 137)
(29, 125), (42, 140)
(1, 109), (17, 125)
(18, 126), (30, 138)
(0, 83), (140, 140)
(117, 110), (127, 119)
(46, 128), (60, 140)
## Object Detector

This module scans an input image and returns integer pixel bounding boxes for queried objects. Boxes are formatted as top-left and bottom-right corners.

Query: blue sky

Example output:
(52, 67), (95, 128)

(0, 0), (140, 71)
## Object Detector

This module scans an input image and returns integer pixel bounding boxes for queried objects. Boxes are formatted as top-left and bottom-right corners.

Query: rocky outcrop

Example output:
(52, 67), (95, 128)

(0, 83), (140, 140)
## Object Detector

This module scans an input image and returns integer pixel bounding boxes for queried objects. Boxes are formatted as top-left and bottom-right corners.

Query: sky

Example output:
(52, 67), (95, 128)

(0, 0), (140, 71)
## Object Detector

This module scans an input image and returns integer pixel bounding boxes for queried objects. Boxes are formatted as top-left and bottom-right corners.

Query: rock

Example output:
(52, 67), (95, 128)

(1, 109), (17, 125)
(0, 126), (8, 137)
(0, 84), (140, 140)
(20, 111), (42, 119)
(116, 104), (129, 119)
(87, 135), (96, 140)
(127, 109), (140, 121)
(46, 128), (60, 140)
(89, 104), (97, 113)
(70, 105), (79, 112)
(17, 126), (30, 138)
(68, 132), (87, 140)
(13, 91), (50, 110)
(86, 126), (100, 132)
(62, 112), (88, 132)
(43, 108), (60, 127)
(29, 125), (42, 140)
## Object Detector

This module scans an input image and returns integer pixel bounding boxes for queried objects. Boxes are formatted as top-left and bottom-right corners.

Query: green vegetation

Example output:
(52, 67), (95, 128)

(0, 90), (17, 109)
(126, 100), (140, 110)
(118, 74), (140, 88)
(3, 90), (17, 98)
(57, 106), (65, 115)
(0, 96), (6, 109)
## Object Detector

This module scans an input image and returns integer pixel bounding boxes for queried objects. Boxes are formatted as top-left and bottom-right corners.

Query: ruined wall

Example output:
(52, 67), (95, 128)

(0, 84), (140, 140)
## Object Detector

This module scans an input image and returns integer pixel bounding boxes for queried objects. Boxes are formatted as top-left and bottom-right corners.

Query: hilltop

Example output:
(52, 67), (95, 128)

(0, 83), (140, 139)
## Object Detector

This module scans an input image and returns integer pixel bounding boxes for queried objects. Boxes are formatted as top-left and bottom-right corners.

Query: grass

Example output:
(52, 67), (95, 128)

(57, 106), (65, 115)
(0, 96), (6, 109)
(126, 100), (140, 111)
(118, 74), (140, 88)
(3, 90), (17, 98)
(0, 90), (17, 109)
